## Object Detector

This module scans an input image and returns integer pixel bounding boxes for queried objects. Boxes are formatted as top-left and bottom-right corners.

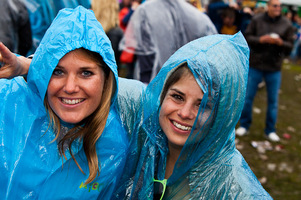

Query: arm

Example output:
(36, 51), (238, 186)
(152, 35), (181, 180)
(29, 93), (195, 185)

(281, 24), (295, 55)
(244, 18), (278, 46)
(244, 17), (261, 45)
(0, 42), (31, 79)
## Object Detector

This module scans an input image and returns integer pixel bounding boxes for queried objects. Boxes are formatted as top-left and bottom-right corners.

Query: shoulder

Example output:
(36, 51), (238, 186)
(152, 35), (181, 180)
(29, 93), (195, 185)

(0, 77), (29, 96)
(118, 77), (146, 94)
(252, 13), (265, 21)
(116, 78), (145, 114)
(117, 78), (146, 104)
(0, 77), (43, 110)
(279, 15), (293, 25)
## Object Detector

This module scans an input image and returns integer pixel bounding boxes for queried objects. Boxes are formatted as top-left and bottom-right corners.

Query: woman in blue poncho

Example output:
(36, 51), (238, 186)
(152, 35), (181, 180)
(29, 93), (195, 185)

(116, 32), (273, 199)
(0, 6), (129, 199)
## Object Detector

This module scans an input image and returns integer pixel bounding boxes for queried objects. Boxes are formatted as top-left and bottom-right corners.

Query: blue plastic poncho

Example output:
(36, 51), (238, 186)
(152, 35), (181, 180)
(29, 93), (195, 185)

(0, 6), (128, 199)
(119, 0), (217, 82)
(121, 32), (273, 199)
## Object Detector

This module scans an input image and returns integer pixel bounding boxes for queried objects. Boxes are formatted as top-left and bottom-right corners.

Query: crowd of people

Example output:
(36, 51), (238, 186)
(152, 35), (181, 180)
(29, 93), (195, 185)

(0, 0), (298, 199)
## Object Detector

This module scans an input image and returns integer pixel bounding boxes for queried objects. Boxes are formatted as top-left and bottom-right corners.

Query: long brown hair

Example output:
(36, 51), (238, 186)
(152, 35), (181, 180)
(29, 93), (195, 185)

(44, 48), (114, 184)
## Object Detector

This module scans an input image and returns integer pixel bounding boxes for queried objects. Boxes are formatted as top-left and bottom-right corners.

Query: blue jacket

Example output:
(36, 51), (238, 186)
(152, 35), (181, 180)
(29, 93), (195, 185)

(0, 6), (128, 199)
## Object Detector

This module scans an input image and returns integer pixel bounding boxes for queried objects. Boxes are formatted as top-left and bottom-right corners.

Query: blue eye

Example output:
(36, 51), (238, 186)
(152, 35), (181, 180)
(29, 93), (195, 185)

(53, 69), (63, 76)
(82, 71), (93, 77)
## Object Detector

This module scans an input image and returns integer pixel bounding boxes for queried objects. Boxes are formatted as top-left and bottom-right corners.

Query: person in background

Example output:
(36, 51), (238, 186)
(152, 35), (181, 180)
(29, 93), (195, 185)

(207, 0), (237, 33)
(290, 13), (301, 63)
(236, 0), (295, 142)
(118, 0), (141, 79)
(0, 0), (32, 56)
(120, 0), (217, 84)
(119, 0), (141, 32)
(220, 7), (238, 34)
(0, 6), (129, 199)
(91, 0), (124, 69)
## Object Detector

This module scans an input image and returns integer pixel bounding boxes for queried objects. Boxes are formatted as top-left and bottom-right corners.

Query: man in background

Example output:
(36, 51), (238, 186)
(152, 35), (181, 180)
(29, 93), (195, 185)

(236, 0), (295, 142)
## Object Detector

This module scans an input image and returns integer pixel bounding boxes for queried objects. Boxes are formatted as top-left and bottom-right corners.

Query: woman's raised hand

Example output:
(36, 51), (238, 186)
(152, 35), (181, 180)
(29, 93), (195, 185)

(0, 42), (30, 79)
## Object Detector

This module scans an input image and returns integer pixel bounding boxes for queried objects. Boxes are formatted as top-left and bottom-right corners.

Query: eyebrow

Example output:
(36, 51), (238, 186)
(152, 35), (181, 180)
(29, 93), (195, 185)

(55, 65), (63, 69)
(170, 88), (184, 95)
(170, 88), (203, 101)
(55, 65), (97, 70)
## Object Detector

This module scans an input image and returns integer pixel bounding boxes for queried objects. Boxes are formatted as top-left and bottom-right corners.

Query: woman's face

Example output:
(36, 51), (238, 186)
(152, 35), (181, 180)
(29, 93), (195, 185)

(159, 73), (204, 148)
(47, 49), (105, 124)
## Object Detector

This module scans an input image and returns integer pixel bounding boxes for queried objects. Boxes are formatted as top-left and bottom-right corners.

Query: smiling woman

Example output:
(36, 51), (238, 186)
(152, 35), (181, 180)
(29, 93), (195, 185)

(117, 32), (273, 199)
(0, 6), (128, 199)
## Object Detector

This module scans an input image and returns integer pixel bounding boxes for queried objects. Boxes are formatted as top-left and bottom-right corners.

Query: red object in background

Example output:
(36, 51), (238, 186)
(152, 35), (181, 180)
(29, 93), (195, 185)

(282, 133), (291, 139)
(275, 144), (284, 151)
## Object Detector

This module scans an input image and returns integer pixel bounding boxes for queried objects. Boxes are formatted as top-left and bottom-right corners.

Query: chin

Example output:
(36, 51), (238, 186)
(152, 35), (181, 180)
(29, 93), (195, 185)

(60, 115), (84, 124)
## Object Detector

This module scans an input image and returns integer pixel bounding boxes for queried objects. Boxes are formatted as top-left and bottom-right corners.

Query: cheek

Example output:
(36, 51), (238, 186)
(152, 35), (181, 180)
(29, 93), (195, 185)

(46, 80), (59, 104)
(159, 108), (165, 128)
(159, 100), (171, 130)
(87, 79), (105, 103)
(47, 77), (64, 94)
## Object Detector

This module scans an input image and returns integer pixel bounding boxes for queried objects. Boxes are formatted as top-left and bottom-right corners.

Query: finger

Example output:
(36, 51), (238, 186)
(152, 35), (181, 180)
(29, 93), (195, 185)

(0, 42), (12, 61)
(0, 43), (3, 63)
(0, 53), (3, 66)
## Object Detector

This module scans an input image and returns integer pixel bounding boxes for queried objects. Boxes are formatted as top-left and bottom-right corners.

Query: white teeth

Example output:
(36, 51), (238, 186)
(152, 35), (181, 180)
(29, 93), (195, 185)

(62, 98), (84, 105)
(172, 121), (191, 131)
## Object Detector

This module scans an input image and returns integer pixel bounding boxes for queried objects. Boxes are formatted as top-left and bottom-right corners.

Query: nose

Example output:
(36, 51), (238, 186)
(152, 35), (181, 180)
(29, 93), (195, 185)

(63, 74), (79, 94)
(177, 103), (196, 120)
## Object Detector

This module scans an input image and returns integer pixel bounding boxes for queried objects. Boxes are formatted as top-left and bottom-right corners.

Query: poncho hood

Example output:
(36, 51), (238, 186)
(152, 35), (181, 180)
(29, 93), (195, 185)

(27, 5), (118, 103)
(132, 32), (272, 199)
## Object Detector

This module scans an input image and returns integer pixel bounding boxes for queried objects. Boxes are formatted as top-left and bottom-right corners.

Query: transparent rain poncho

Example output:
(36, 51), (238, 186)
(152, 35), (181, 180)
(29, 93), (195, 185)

(0, 6), (129, 199)
(119, 0), (217, 81)
(117, 32), (273, 199)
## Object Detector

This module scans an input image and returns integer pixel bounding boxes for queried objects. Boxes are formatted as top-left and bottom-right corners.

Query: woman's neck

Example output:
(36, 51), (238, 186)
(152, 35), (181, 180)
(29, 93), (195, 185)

(165, 143), (182, 179)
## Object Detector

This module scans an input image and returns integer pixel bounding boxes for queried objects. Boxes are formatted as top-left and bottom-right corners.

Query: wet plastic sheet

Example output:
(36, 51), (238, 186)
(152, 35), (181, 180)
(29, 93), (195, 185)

(116, 32), (273, 199)
(0, 6), (128, 199)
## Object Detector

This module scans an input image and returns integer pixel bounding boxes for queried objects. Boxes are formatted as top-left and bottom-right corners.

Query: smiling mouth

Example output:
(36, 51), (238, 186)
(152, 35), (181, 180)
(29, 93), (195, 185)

(172, 121), (192, 131)
(61, 98), (85, 105)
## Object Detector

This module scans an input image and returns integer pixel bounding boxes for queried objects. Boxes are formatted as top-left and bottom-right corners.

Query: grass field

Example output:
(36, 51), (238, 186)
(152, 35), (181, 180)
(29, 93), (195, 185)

(235, 61), (301, 200)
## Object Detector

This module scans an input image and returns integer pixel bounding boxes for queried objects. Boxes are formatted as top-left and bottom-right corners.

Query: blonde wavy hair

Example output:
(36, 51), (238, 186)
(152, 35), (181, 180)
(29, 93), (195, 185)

(45, 48), (115, 184)
(91, 0), (120, 33)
